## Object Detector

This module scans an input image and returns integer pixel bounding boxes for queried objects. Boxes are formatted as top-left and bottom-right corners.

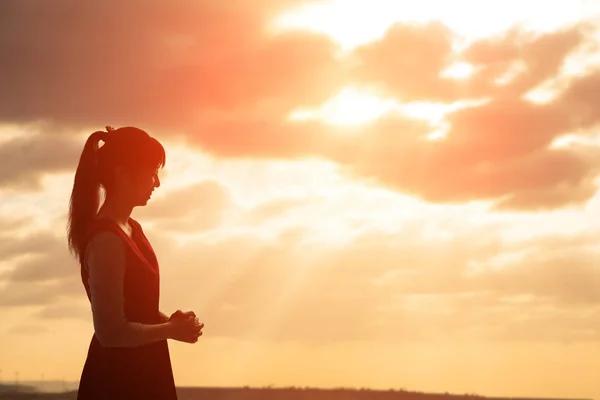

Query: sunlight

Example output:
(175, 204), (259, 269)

(550, 133), (600, 149)
(493, 61), (528, 86)
(425, 126), (449, 141)
(550, 135), (582, 148)
(288, 86), (489, 141)
(289, 86), (399, 126)
(273, 0), (589, 51)
(440, 62), (477, 80)
(523, 84), (563, 104)
(398, 102), (449, 122)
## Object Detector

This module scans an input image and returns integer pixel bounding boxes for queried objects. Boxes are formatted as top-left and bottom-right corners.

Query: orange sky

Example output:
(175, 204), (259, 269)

(1, 1), (600, 398)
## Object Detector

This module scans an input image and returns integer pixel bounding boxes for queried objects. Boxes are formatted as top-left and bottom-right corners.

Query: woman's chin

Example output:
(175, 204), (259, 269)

(132, 193), (153, 208)
(134, 198), (150, 207)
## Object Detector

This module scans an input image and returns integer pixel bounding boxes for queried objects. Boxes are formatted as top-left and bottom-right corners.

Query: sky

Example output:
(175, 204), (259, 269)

(1, 0), (600, 398)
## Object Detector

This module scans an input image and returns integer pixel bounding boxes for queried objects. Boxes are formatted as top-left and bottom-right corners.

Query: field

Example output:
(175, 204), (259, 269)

(0, 385), (591, 400)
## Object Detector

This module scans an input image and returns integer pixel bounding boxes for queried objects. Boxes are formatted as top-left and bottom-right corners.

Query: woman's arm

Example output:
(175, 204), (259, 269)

(159, 311), (170, 323)
(86, 231), (173, 348)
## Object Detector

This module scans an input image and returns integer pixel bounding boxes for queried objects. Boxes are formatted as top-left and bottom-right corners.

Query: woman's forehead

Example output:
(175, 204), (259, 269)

(133, 164), (160, 174)
(147, 165), (160, 174)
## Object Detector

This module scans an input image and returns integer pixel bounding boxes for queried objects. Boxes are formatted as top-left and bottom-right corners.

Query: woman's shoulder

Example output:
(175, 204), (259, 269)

(88, 229), (123, 248)
(84, 230), (126, 271)
(85, 218), (129, 251)
(87, 229), (124, 250)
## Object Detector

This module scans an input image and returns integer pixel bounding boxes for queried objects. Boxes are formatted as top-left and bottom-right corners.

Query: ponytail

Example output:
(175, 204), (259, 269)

(67, 130), (107, 265)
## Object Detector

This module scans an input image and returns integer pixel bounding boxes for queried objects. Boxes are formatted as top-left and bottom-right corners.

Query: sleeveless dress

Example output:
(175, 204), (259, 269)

(77, 217), (178, 400)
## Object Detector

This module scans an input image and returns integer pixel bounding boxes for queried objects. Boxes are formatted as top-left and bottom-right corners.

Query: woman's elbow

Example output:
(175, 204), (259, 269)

(93, 322), (135, 347)
(94, 329), (124, 347)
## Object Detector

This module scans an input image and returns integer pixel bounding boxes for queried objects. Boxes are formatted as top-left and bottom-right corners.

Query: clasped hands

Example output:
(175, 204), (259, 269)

(168, 310), (203, 344)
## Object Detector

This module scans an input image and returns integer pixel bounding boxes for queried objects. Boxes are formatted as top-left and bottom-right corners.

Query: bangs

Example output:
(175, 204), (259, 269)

(138, 136), (166, 169)
(112, 127), (167, 170)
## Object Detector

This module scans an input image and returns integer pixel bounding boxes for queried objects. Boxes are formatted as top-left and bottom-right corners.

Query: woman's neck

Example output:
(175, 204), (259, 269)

(97, 195), (133, 226)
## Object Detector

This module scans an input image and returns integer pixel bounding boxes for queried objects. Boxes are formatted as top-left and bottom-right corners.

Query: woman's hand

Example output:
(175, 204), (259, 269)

(168, 313), (203, 343)
(169, 309), (196, 321)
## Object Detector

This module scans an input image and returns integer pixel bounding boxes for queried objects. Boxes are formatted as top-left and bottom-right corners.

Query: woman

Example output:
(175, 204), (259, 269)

(67, 126), (203, 399)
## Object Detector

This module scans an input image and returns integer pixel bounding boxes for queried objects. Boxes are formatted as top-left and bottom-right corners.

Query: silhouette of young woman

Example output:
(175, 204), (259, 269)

(67, 126), (203, 399)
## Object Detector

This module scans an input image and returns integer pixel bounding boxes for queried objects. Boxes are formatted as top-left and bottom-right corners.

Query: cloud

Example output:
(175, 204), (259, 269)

(0, 215), (35, 235)
(472, 249), (600, 307)
(189, 22), (600, 210)
(322, 111), (599, 210)
(0, 228), (80, 307)
(35, 302), (90, 321)
(0, 231), (62, 264)
(351, 22), (460, 101)
(241, 196), (312, 225)
(0, 134), (82, 190)
(330, 23), (599, 209)
(5, 248), (76, 284)
(461, 25), (589, 97)
(0, 280), (63, 308)
(556, 70), (600, 128)
(1, 233), (75, 283)
(0, 0), (343, 133)
(0, 272), (83, 308)
(351, 23), (589, 101)
(145, 221), (600, 343)
(2, 1), (599, 212)
(7, 323), (51, 336)
(1, 200), (597, 342)
(134, 179), (233, 232)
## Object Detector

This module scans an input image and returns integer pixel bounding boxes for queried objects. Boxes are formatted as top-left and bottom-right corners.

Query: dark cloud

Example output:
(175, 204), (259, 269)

(0, 0), (342, 133)
(189, 23), (600, 210)
(321, 108), (598, 210)
(556, 70), (600, 128)
(0, 231), (61, 263)
(4, 242), (76, 283)
(0, 229), (81, 307)
(0, 134), (82, 190)
(334, 23), (600, 210)
(2, 1), (599, 210)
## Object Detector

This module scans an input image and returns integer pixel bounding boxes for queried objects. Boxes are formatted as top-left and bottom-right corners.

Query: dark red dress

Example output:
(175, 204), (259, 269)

(77, 217), (178, 400)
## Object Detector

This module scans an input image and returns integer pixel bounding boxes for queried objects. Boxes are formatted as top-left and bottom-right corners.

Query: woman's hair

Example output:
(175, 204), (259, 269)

(67, 126), (166, 264)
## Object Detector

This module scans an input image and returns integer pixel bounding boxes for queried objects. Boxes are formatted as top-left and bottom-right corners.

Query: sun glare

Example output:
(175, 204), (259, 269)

(288, 86), (456, 127)
(440, 62), (477, 80)
(289, 87), (398, 126)
(288, 85), (489, 138)
(275, 0), (591, 130)
(273, 0), (589, 51)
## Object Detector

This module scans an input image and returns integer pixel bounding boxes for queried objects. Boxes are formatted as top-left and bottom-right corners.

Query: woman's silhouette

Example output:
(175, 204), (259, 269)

(67, 126), (203, 399)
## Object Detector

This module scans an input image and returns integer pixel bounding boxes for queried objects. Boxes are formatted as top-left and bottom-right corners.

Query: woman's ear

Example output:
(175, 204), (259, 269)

(110, 165), (126, 187)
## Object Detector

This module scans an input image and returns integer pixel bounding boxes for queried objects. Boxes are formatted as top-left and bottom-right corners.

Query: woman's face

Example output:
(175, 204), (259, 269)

(116, 165), (161, 207)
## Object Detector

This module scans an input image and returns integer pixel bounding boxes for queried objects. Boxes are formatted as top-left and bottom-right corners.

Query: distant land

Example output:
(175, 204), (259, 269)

(0, 384), (592, 400)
